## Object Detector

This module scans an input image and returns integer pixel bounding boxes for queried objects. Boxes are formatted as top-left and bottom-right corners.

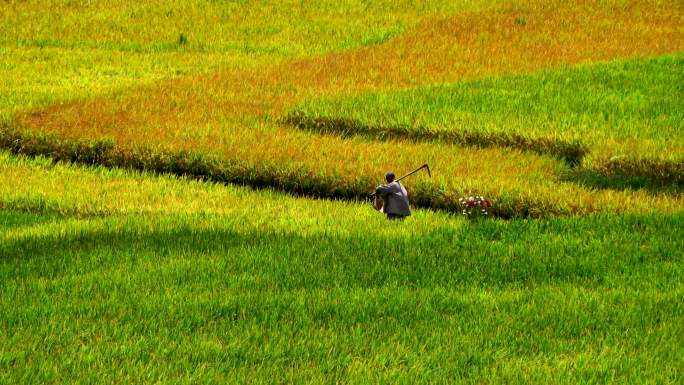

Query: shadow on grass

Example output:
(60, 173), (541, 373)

(283, 113), (684, 195)
(0, 124), (533, 218)
(563, 168), (683, 196)
(2, 211), (682, 290)
(1, 123), (681, 220)
(0, 210), (64, 230)
(282, 112), (588, 166)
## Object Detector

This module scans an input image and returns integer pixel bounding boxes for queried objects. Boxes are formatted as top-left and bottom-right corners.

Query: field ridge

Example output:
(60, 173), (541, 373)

(0, 124), (517, 218)
(4, 123), (683, 218)
(2, 1), (684, 383)
(282, 112), (684, 188)
(283, 112), (589, 165)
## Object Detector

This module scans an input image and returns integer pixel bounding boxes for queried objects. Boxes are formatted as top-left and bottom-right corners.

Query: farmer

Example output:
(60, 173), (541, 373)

(375, 171), (411, 220)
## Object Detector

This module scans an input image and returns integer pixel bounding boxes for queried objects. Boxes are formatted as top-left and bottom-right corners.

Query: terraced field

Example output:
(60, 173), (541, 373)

(288, 55), (684, 185)
(1, 0), (682, 383)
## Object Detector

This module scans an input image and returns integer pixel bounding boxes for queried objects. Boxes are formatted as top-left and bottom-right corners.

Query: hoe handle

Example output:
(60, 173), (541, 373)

(370, 163), (430, 196)
(396, 163), (429, 183)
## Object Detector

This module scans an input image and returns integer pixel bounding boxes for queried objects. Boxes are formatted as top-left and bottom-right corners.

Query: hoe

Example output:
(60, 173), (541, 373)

(394, 162), (432, 183)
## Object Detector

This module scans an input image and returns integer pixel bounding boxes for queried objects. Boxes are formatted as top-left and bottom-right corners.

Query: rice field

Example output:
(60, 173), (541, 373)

(6, 0), (683, 216)
(1, 0), (683, 383)
(289, 55), (683, 164)
(1, 153), (683, 383)
(287, 54), (684, 186)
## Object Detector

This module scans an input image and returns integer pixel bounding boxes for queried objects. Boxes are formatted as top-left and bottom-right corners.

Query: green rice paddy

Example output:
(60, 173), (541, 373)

(1, 1), (682, 383)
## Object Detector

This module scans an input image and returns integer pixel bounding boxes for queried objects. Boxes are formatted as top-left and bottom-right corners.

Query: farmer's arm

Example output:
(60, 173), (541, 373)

(375, 183), (394, 195)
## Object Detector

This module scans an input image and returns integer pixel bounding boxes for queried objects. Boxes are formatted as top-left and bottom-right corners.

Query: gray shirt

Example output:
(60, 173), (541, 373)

(376, 181), (411, 216)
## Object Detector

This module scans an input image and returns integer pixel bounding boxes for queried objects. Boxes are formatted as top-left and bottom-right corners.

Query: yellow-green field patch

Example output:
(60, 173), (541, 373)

(1, 0), (683, 382)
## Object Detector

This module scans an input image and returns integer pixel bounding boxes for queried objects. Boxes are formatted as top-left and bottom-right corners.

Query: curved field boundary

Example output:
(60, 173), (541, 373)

(16, 1), (684, 139)
(282, 112), (589, 165)
(582, 156), (684, 188)
(282, 53), (684, 187)
(3, 1), (683, 218)
(0, 125), (503, 217)
(282, 112), (684, 188)
(2, 124), (683, 219)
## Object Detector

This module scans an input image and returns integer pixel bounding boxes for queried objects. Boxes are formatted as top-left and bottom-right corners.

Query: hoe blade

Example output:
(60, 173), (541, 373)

(424, 163), (432, 177)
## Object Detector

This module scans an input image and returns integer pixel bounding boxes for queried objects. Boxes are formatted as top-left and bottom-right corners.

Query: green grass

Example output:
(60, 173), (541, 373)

(3, 2), (681, 218)
(289, 54), (684, 183)
(0, 151), (448, 232)
(1, 0), (494, 56)
(0, 152), (682, 383)
(0, 45), (264, 121)
(1, 208), (683, 383)
(0, 0), (498, 120)
(3, 128), (682, 218)
(1, 1), (682, 382)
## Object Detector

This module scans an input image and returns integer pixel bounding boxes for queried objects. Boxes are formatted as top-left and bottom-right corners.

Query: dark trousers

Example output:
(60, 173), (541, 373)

(386, 213), (407, 221)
